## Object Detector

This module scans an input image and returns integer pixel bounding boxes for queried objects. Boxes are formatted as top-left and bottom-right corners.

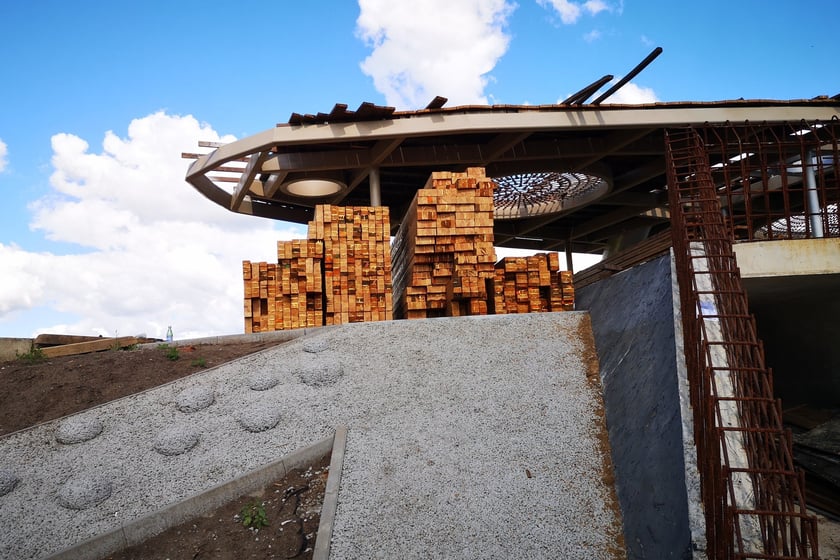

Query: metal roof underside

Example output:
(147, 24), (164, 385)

(184, 97), (840, 254)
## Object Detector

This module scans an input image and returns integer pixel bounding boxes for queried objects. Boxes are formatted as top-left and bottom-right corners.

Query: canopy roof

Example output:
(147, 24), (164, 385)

(184, 97), (840, 253)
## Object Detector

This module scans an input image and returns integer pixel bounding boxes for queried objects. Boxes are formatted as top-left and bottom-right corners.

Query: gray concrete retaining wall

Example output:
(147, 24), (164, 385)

(0, 338), (33, 362)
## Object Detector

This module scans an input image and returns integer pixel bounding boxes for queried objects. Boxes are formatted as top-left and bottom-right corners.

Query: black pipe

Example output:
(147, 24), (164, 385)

(592, 47), (663, 105)
(562, 74), (614, 105)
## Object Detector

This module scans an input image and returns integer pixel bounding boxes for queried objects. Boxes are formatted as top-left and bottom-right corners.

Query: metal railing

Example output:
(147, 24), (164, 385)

(665, 126), (820, 559)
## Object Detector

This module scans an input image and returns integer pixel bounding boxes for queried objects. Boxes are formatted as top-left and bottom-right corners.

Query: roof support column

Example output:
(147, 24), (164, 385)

(565, 237), (574, 274)
(369, 167), (382, 207)
(805, 151), (825, 238)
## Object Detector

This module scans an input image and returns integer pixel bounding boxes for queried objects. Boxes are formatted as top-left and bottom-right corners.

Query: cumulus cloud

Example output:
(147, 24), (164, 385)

(356, 0), (515, 109)
(3, 113), (305, 339)
(0, 138), (7, 173)
(538, 0), (614, 24)
(601, 81), (659, 104)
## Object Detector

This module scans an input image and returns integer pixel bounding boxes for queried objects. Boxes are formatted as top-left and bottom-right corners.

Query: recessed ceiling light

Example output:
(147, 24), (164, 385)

(280, 178), (346, 198)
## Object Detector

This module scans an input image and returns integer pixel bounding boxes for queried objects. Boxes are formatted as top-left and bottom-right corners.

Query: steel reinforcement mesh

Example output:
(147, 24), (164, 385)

(697, 121), (840, 243)
(665, 127), (820, 559)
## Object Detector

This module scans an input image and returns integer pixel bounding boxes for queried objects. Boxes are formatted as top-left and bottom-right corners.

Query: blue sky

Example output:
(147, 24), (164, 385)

(0, 0), (837, 339)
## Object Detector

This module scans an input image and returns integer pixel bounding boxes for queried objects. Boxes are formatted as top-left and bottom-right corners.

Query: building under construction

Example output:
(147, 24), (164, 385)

(184, 62), (840, 559)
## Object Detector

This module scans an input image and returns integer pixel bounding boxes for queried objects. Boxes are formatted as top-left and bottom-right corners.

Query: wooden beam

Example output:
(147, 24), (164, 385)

(41, 336), (141, 358)
(482, 132), (532, 162)
(34, 334), (104, 347)
(332, 137), (405, 204)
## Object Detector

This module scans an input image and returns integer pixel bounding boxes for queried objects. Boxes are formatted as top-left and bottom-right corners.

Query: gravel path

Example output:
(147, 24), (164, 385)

(0, 312), (622, 559)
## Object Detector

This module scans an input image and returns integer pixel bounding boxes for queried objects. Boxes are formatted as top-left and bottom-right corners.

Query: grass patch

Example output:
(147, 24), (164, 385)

(16, 346), (46, 364)
(157, 344), (180, 361)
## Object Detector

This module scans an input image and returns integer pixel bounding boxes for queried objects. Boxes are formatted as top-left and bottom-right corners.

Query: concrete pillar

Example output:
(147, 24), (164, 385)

(369, 167), (382, 207)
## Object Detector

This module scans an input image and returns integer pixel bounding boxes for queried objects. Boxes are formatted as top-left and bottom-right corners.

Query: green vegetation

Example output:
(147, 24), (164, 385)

(190, 357), (207, 368)
(16, 346), (46, 363)
(157, 344), (180, 361)
(239, 502), (269, 530)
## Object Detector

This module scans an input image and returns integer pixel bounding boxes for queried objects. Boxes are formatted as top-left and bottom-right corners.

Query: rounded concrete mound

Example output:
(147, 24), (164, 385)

(294, 359), (344, 387)
(153, 427), (200, 456)
(236, 403), (282, 433)
(57, 474), (112, 510)
(248, 373), (280, 391)
(0, 469), (20, 496)
(55, 416), (103, 445)
(302, 337), (330, 354)
(175, 386), (215, 413)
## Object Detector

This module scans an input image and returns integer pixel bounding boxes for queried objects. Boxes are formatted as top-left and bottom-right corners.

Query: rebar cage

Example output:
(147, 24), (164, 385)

(664, 120), (839, 559)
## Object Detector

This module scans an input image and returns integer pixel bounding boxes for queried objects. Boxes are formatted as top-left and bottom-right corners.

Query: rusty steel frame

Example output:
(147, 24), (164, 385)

(665, 126), (821, 559)
(699, 120), (840, 242)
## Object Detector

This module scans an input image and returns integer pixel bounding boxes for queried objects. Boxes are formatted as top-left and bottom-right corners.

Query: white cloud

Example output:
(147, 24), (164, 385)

(583, 29), (601, 42)
(583, 0), (608, 16)
(641, 34), (654, 47)
(356, 0), (515, 109)
(0, 138), (7, 173)
(602, 81), (659, 104)
(3, 113), (306, 339)
(538, 0), (615, 24)
(538, 0), (580, 24)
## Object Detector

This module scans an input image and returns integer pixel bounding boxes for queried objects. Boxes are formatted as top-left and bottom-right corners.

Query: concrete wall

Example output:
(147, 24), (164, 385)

(577, 255), (696, 559)
(735, 239), (840, 407)
(0, 338), (33, 362)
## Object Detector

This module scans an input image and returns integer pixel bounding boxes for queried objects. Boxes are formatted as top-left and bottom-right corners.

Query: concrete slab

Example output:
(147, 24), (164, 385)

(734, 238), (840, 278)
(0, 312), (622, 560)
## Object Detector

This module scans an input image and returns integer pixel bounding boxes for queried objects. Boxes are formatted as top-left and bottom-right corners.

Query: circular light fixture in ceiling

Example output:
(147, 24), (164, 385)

(280, 178), (346, 198)
(492, 171), (610, 220)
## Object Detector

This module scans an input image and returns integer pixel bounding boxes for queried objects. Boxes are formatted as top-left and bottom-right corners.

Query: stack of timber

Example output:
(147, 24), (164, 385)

(243, 205), (392, 332)
(242, 260), (279, 333)
(275, 239), (325, 330)
(308, 205), (393, 325)
(489, 253), (575, 313)
(391, 168), (496, 319)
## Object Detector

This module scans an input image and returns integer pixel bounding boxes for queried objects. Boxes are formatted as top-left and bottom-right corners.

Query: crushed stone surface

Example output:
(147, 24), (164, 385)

(0, 312), (622, 559)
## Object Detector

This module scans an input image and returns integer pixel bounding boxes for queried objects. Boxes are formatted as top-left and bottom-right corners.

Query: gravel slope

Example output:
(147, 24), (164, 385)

(0, 312), (622, 559)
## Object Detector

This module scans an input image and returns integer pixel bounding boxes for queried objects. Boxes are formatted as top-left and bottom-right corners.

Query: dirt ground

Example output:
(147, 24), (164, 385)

(0, 340), (327, 559)
(0, 341), (278, 436)
(110, 453), (329, 560)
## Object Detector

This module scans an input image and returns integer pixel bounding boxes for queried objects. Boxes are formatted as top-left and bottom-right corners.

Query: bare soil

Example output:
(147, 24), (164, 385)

(0, 340), (327, 559)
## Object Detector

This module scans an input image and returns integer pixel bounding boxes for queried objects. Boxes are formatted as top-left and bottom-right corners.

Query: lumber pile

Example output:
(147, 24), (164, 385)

(273, 239), (325, 330)
(391, 168), (496, 319)
(308, 205), (393, 325)
(243, 205), (392, 333)
(489, 253), (575, 313)
(243, 261), (279, 333)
